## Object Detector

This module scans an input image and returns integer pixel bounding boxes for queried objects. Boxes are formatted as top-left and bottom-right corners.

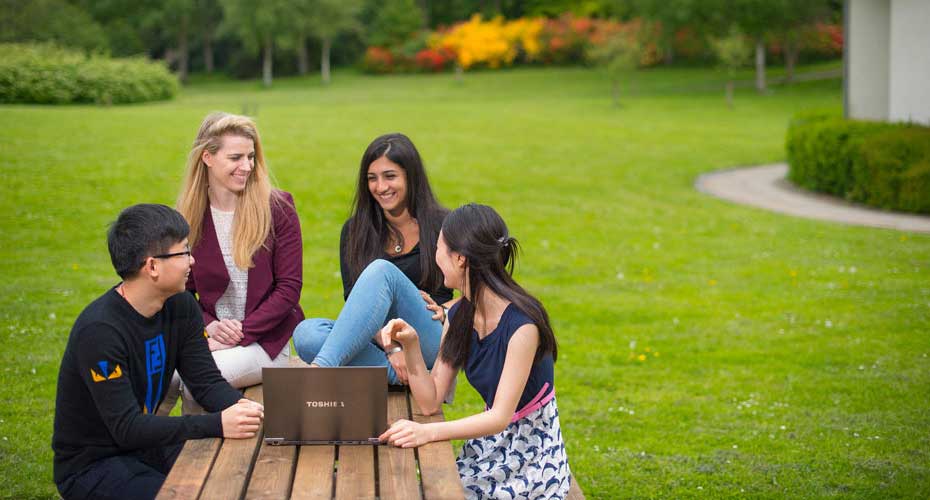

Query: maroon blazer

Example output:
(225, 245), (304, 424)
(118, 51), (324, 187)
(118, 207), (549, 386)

(187, 190), (304, 359)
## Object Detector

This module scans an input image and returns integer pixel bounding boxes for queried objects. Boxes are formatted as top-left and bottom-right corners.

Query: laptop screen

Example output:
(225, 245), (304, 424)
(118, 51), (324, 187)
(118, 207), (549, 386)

(262, 366), (388, 445)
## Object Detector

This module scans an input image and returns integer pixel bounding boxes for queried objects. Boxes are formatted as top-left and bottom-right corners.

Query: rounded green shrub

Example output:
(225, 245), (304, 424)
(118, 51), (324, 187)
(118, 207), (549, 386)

(0, 43), (178, 105)
(851, 127), (930, 212)
(786, 110), (930, 215)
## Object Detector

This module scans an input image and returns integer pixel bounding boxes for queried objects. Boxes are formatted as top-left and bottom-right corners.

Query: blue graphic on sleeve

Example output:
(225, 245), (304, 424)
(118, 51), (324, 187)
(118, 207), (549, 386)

(89, 360), (123, 382)
(144, 335), (166, 414)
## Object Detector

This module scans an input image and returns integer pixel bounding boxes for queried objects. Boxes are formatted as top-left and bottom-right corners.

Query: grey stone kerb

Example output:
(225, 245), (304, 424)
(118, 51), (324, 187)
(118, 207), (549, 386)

(695, 163), (930, 234)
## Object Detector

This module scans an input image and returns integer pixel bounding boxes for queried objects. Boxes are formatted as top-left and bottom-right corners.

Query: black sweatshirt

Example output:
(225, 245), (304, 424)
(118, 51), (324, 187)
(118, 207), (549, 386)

(52, 288), (242, 484)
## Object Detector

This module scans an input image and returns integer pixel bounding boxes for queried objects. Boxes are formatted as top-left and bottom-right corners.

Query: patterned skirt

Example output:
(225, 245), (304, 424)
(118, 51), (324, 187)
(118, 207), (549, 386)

(456, 398), (572, 499)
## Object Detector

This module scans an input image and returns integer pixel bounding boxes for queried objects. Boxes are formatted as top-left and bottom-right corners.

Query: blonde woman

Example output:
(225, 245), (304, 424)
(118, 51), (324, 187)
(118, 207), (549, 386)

(163, 112), (303, 414)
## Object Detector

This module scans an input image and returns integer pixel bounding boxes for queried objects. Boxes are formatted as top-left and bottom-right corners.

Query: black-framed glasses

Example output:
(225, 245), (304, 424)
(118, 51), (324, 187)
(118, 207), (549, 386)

(152, 248), (192, 260)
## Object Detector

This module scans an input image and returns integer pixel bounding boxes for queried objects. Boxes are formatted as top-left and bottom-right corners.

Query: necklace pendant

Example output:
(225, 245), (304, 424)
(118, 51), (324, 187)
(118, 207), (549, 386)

(394, 244), (402, 254)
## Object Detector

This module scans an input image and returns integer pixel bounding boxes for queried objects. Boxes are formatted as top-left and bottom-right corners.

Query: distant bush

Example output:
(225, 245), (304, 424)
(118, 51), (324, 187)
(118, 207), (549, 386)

(0, 43), (178, 105)
(786, 110), (930, 214)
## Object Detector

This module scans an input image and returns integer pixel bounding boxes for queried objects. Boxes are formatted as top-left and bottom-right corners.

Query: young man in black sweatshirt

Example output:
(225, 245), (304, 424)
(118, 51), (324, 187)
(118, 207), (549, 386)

(52, 204), (265, 500)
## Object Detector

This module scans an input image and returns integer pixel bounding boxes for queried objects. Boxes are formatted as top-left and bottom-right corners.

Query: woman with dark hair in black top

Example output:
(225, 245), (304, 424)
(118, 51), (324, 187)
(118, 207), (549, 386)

(292, 133), (454, 384)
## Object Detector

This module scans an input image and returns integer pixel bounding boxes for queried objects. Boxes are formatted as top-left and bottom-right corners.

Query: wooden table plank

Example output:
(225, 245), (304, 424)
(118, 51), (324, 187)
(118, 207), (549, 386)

(290, 445), (335, 499)
(245, 440), (297, 499)
(334, 446), (376, 500)
(156, 437), (221, 499)
(199, 385), (265, 499)
(378, 391), (421, 500)
(409, 397), (464, 500)
(566, 479), (586, 500)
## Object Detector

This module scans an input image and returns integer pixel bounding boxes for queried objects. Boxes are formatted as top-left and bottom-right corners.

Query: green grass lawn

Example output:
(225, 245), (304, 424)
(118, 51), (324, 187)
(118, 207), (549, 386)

(1, 63), (928, 499)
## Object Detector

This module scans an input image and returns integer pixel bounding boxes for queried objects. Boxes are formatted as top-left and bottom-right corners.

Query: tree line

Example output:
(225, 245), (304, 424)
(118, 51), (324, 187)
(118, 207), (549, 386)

(0, 0), (841, 86)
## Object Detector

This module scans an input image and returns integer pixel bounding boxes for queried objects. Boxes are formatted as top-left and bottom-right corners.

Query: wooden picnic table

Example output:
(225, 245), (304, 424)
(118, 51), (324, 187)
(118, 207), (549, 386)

(156, 384), (464, 499)
(157, 354), (586, 500)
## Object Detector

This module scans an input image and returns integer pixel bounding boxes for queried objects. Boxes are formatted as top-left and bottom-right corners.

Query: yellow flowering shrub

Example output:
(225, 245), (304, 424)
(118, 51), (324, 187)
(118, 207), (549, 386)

(503, 17), (544, 61)
(433, 15), (544, 69)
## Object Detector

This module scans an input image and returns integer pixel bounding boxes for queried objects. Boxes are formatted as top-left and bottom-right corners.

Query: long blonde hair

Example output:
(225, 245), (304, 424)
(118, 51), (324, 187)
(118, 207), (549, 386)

(177, 112), (278, 269)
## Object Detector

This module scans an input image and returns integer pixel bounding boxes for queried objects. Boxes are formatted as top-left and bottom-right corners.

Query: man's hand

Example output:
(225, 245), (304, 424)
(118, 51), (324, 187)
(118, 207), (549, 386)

(207, 319), (243, 346)
(221, 399), (264, 439)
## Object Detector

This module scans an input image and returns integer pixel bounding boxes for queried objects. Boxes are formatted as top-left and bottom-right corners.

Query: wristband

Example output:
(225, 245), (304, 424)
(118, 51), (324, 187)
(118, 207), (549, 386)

(385, 346), (403, 356)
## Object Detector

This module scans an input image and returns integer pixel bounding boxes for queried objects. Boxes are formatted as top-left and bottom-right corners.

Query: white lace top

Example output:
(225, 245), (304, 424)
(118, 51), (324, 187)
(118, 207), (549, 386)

(211, 207), (248, 322)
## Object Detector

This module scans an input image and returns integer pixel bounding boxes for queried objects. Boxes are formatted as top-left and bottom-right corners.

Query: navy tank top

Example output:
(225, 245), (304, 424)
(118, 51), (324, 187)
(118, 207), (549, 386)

(449, 302), (554, 411)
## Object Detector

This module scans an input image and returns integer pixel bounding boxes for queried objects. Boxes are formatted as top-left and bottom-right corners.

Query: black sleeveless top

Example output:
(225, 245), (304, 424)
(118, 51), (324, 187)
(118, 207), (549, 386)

(338, 220), (453, 304)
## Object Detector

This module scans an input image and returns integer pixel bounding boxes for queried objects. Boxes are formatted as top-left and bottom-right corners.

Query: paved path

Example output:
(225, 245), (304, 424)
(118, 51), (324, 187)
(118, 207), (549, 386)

(695, 163), (930, 233)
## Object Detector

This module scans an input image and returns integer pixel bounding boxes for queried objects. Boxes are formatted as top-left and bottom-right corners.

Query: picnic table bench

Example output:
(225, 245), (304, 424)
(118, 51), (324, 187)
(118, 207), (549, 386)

(157, 362), (585, 499)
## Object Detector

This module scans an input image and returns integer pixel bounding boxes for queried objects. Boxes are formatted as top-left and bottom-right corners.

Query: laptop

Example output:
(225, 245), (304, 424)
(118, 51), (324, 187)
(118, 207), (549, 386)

(262, 366), (388, 445)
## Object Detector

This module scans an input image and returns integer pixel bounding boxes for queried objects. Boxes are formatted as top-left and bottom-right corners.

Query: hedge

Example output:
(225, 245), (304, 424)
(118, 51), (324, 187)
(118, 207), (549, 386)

(0, 43), (178, 105)
(786, 110), (930, 215)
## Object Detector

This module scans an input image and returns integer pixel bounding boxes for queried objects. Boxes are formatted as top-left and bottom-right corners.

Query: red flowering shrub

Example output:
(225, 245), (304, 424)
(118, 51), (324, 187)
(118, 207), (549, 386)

(361, 47), (394, 74)
(414, 47), (455, 72)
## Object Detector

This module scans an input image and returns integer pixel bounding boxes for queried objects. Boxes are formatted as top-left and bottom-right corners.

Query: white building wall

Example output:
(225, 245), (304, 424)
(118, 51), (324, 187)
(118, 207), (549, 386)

(888, 0), (930, 125)
(846, 0), (890, 121)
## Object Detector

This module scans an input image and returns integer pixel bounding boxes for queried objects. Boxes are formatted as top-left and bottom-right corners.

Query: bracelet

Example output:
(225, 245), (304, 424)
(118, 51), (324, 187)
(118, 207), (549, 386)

(385, 346), (403, 356)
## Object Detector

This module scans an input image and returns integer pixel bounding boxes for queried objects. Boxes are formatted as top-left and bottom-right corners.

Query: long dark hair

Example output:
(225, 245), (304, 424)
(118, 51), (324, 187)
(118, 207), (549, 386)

(438, 203), (557, 369)
(345, 133), (448, 292)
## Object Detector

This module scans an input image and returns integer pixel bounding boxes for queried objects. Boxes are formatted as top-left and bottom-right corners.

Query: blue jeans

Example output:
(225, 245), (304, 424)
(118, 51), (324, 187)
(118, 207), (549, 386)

(293, 259), (443, 384)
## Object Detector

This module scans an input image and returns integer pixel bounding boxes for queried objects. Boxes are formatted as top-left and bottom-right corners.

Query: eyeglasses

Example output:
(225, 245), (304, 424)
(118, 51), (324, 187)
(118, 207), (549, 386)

(152, 248), (192, 260)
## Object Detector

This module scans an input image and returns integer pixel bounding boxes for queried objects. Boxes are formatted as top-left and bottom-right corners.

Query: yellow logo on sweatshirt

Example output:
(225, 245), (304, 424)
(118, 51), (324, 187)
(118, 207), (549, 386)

(90, 361), (123, 382)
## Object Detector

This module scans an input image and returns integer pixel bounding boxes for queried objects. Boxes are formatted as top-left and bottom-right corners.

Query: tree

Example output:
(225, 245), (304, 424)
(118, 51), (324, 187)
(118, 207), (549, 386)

(633, 0), (721, 65)
(726, 0), (830, 91)
(587, 32), (642, 107)
(1, 0), (110, 53)
(149, 0), (196, 82)
(636, 0), (796, 92)
(222, 0), (288, 87)
(366, 0), (424, 47)
(289, 0), (362, 83)
(425, 0), (481, 27)
(710, 26), (752, 108)
(72, 0), (157, 57)
(772, 0), (832, 83)
(195, 0), (222, 73)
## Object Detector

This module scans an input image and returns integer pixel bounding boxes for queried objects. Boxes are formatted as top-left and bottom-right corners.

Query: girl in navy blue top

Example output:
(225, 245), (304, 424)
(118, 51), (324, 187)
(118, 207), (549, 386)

(379, 203), (572, 499)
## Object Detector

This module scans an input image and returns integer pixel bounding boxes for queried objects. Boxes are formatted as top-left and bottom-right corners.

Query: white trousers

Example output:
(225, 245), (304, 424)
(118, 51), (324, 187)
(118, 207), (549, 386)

(158, 343), (290, 416)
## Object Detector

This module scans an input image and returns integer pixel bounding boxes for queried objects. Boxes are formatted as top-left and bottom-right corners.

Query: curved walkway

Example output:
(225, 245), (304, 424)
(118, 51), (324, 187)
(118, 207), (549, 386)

(695, 163), (930, 233)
